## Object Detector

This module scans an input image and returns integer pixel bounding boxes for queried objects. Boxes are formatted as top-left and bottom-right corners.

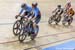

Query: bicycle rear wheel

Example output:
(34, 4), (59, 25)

(48, 16), (53, 24)
(18, 30), (27, 42)
(68, 17), (73, 25)
(55, 15), (61, 25)
(30, 25), (39, 40)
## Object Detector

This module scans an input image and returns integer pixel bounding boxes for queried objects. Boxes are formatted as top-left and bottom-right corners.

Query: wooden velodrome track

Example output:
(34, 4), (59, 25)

(0, 0), (75, 50)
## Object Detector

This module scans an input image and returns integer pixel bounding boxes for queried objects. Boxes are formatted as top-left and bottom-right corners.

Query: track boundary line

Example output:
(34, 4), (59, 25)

(0, 21), (47, 25)
(24, 36), (75, 50)
(37, 30), (75, 38)
(0, 29), (75, 44)
(0, 17), (75, 25)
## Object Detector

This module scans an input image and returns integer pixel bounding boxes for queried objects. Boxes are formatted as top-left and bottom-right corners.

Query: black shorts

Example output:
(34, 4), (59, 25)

(24, 11), (29, 15)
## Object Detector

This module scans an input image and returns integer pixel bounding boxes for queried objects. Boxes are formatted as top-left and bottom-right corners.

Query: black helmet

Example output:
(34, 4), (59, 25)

(67, 2), (71, 7)
(21, 3), (26, 8)
(57, 5), (61, 8)
(32, 2), (38, 7)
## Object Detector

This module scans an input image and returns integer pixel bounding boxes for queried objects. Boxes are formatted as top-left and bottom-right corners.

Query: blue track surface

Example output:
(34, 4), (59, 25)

(43, 40), (75, 50)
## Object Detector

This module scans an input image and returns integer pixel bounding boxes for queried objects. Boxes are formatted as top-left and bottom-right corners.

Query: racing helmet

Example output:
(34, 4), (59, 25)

(21, 3), (27, 8)
(32, 2), (38, 7)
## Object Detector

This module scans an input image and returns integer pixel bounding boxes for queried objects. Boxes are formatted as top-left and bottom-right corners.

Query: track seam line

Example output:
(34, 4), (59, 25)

(24, 37), (75, 50)
(0, 17), (75, 25)
(0, 30), (75, 44)
(0, 21), (47, 25)
(37, 30), (75, 38)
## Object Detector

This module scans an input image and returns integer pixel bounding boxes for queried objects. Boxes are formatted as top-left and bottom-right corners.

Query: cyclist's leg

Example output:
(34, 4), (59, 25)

(20, 11), (28, 20)
(24, 11), (29, 16)
(33, 16), (41, 34)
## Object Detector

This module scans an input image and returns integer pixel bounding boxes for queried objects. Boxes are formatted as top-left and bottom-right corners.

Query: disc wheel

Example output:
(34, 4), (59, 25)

(48, 16), (53, 24)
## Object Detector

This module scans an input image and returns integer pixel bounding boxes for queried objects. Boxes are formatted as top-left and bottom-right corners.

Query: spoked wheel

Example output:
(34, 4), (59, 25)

(18, 29), (27, 42)
(30, 25), (39, 40)
(13, 20), (22, 36)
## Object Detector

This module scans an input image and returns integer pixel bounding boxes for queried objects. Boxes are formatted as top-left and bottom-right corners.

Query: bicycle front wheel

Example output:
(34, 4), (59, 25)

(13, 20), (22, 36)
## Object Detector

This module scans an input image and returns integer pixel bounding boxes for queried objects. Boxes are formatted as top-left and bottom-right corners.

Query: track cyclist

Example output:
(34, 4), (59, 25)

(15, 3), (32, 19)
(52, 5), (63, 25)
(52, 5), (63, 17)
(29, 2), (41, 35)
(62, 2), (75, 25)
(65, 2), (74, 17)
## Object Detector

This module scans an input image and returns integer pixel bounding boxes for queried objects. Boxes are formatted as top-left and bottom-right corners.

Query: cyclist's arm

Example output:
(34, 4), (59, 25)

(52, 8), (57, 13)
(15, 8), (25, 19)
(19, 8), (24, 15)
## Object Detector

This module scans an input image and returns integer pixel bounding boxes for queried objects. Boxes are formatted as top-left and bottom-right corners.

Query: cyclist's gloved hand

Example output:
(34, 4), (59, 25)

(15, 15), (19, 19)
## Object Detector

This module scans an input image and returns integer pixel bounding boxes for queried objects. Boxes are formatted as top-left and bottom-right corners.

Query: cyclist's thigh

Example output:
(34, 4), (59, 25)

(35, 17), (41, 24)
(24, 11), (29, 16)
